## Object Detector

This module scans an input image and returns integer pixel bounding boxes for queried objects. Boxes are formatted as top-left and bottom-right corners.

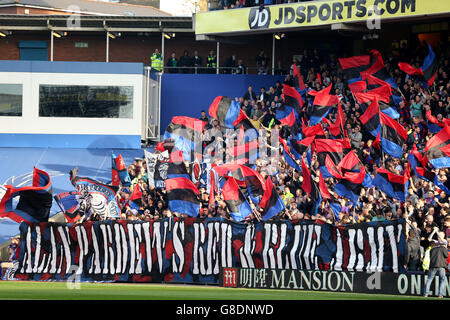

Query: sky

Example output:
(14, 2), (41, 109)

(160, 0), (199, 16)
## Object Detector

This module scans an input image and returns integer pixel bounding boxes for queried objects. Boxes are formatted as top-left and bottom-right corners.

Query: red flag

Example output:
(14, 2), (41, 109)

(348, 80), (367, 93)
(130, 183), (142, 201)
(319, 170), (331, 199)
(292, 63), (306, 91)
(301, 158), (311, 194)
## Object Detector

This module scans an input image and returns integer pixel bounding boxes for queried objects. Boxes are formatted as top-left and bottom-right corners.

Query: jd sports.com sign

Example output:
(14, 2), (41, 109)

(220, 268), (450, 297)
(195, 0), (450, 35)
(248, 7), (271, 29)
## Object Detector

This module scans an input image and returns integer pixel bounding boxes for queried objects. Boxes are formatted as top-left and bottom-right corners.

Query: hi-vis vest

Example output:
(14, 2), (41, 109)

(207, 55), (216, 68)
(422, 246), (432, 271)
(151, 53), (163, 72)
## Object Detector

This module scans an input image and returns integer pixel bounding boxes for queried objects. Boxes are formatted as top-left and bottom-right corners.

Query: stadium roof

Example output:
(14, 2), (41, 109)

(0, 0), (170, 16)
(0, 14), (193, 32)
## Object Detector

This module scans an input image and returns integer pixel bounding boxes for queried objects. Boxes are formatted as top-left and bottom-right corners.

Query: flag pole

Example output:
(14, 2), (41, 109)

(396, 87), (406, 101)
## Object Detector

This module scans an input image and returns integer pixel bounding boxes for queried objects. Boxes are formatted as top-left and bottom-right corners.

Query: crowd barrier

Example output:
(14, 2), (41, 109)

(14, 217), (406, 284)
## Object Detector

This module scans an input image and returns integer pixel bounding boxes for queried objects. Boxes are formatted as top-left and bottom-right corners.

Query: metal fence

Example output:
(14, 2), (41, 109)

(152, 66), (289, 75)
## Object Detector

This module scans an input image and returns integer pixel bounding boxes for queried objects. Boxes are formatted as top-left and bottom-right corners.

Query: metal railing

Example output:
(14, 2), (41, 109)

(149, 66), (289, 75)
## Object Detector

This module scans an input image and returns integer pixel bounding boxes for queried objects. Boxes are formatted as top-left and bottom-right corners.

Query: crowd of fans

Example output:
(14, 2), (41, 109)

(119, 40), (450, 272)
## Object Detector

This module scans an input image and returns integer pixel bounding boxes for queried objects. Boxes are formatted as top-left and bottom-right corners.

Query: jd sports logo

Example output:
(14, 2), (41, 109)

(249, 7), (271, 29)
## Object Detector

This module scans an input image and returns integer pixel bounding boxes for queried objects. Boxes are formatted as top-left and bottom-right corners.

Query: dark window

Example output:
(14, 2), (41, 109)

(0, 84), (23, 116)
(39, 85), (133, 118)
(19, 41), (48, 61)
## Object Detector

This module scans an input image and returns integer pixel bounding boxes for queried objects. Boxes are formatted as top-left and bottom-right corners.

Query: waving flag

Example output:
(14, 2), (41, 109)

(361, 72), (402, 106)
(283, 84), (305, 113)
(365, 49), (398, 89)
(164, 116), (206, 162)
(258, 177), (285, 220)
(301, 158), (322, 215)
(54, 191), (83, 223)
(322, 100), (346, 138)
(276, 104), (298, 127)
(275, 105), (298, 127)
(407, 144), (450, 194)
(233, 109), (259, 143)
(111, 153), (131, 187)
(302, 119), (326, 138)
(360, 98), (406, 158)
(0, 167), (52, 223)
(226, 140), (259, 165)
(280, 137), (301, 171)
(222, 177), (253, 222)
(144, 149), (170, 188)
(426, 110), (450, 134)
(288, 135), (315, 161)
(166, 176), (200, 217)
(325, 153), (365, 206)
(53, 190), (97, 223)
(156, 139), (175, 153)
(327, 194), (343, 221)
(348, 80), (367, 93)
(339, 55), (371, 84)
(208, 96), (241, 128)
(309, 85), (339, 125)
(213, 164), (266, 206)
(398, 43), (439, 88)
(355, 91), (399, 119)
(372, 167), (410, 202)
(292, 63), (307, 93)
(368, 132), (382, 165)
(423, 125), (450, 169)
(314, 138), (352, 177)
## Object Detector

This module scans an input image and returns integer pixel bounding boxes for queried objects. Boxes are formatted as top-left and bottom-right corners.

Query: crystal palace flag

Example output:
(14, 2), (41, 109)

(288, 135), (315, 161)
(325, 152), (365, 206)
(0, 167), (52, 223)
(222, 176), (253, 222)
(314, 138), (352, 177)
(292, 63), (307, 93)
(163, 116), (206, 162)
(259, 176), (285, 221)
(111, 153), (131, 187)
(339, 55), (371, 84)
(213, 164), (266, 206)
(283, 84), (305, 112)
(365, 49), (398, 89)
(372, 166), (410, 202)
(407, 144), (450, 194)
(354, 90), (399, 120)
(322, 100), (346, 138)
(301, 119), (326, 138)
(360, 97), (407, 159)
(309, 85), (339, 126)
(54, 191), (83, 223)
(301, 158), (322, 215)
(208, 96), (241, 129)
(165, 176), (200, 217)
(276, 104), (298, 127)
(398, 43), (439, 88)
(280, 137), (301, 171)
(423, 125), (450, 169)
